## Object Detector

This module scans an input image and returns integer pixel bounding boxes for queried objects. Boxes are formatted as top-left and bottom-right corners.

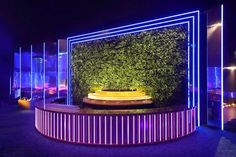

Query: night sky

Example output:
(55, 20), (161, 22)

(0, 0), (224, 47)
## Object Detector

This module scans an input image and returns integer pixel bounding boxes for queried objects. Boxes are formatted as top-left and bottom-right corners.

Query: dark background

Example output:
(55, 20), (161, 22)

(0, 0), (233, 102)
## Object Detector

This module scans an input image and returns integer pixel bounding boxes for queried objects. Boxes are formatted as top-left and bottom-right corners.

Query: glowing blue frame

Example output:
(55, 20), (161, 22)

(67, 11), (200, 125)
(57, 40), (60, 98)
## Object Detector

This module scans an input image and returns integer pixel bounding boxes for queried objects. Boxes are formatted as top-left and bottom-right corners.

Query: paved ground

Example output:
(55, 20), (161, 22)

(0, 104), (236, 157)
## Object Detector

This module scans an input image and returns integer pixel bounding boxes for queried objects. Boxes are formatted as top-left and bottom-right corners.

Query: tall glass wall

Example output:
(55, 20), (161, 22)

(32, 44), (44, 101)
(45, 42), (58, 103)
(207, 6), (222, 128)
(12, 49), (20, 98)
(223, 4), (236, 131)
(58, 39), (67, 101)
(21, 48), (31, 98)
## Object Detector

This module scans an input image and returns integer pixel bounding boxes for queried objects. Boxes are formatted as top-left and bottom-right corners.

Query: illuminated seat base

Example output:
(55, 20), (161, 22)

(85, 90), (152, 106)
(83, 97), (153, 106)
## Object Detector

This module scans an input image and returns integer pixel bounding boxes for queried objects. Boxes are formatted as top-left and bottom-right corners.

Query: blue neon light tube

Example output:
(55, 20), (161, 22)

(221, 4), (224, 130)
(68, 10), (199, 40)
(67, 10), (200, 127)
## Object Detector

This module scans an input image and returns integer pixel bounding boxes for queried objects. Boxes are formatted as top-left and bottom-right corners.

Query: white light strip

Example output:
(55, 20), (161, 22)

(192, 15), (195, 108)
(57, 40), (60, 98)
(9, 76), (11, 95)
(73, 115), (75, 142)
(88, 116), (90, 144)
(176, 113), (179, 138)
(197, 10), (201, 127)
(83, 115), (85, 143)
(78, 116), (80, 142)
(221, 4), (224, 130)
(187, 22), (190, 108)
(64, 114), (66, 141)
(144, 115), (146, 143)
(47, 112), (49, 136)
(116, 116), (118, 145)
(121, 116), (124, 145)
(44, 112), (46, 135)
(93, 116), (95, 144)
(99, 116), (101, 144)
(66, 38), (69, 105)
(19, 47), (21, 98)
(154, 114), (156, 142)
(159, 114), (161, 141)
(68, 114), (71, 141)
(43, 42), (46, 107)
(191, 109), (193, 132)
(30, 45), (33, 99)
(182, 112), (184, 136)
(165, 114), (167, 140)
(56, 113), (58, 139)
(49, 112), (51, 137)
(171, 113), (173, 139)
(127, 116), (129, 144)
(149, 115), (151, 142)
(110, 116), (112, 145)
(105, 116), (107, 145)
(186, 111), (188, 134)
(133, 115), (135, 144)
(60, 113), (62, 139)
(51, 112), (52, 137)
(138, 115), (140, 144)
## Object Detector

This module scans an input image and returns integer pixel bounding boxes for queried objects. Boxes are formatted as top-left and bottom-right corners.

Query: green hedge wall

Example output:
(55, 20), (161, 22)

(72, 25), (188, 106)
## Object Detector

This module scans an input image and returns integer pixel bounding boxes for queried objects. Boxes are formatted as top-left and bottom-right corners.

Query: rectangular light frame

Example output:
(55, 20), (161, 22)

(67, 11), (200, 124)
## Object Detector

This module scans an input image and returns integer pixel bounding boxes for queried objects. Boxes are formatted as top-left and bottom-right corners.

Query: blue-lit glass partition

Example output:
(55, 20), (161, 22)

(32, 44), (44, 101)
(12, 49), (20, 98)
(67, 11), (200, 124)
(21, 48), (31, 98)
(58, 39), (67, 100)
(207, 5), (223, 129)
(45, 42), (58, 103)
(223, 4), (236, 131)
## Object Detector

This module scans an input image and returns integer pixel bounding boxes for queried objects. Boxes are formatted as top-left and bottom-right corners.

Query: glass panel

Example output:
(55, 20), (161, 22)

(32, 44), (44, 101)
(21, 48), (31, 98)
(45, 42), (58, 103)
(207, 6), (222, 128)
(58, 39), (67, 102)
(12, 50), (20, 98)
(223, 4), (236, 131)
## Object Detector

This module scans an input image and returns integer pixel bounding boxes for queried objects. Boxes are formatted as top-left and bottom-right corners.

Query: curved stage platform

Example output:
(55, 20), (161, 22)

(35, 104), (197, 145)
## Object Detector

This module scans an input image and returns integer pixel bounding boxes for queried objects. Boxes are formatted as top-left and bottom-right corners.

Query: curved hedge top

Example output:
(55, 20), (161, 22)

(72, 25), (188, 106)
